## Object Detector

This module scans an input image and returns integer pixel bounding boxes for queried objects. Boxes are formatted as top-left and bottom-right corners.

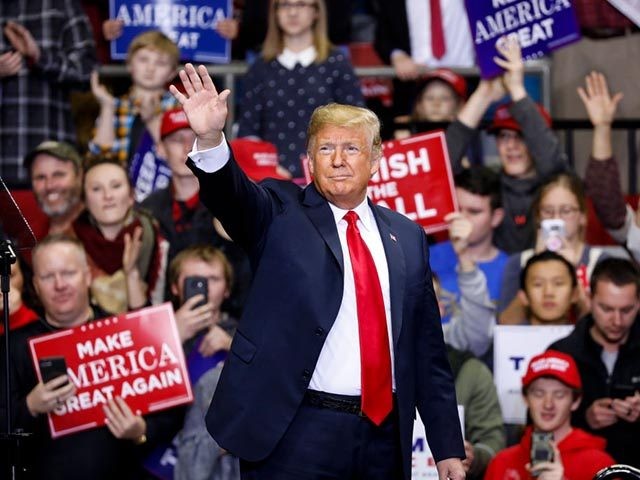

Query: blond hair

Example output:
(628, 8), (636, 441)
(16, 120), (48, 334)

(262, 0), (331, 62)
(306, 103), (382, 159)
(127, 30), (180, 67)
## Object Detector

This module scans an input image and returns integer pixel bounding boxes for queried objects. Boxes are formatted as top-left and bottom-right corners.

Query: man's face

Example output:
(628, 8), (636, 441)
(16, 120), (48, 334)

(520, 259), (576, 325)
(590, 280), (639, 349)
(32, 243), (92, 328)
(30, 154), (81, 217)
(161, 128), (197, 178)
(455, 187), (502, 246)
(172, 258), (230, 311)
(308, 125), (379, 210)
(127, 47), (175, 91)
(496, 129), (534, 178)
(524, 377), (579, 433)
(414, 81), (459, 122)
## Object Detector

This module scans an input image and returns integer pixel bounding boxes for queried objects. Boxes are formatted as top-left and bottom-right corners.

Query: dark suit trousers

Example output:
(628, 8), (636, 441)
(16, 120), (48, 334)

(239, 400), (403, 479)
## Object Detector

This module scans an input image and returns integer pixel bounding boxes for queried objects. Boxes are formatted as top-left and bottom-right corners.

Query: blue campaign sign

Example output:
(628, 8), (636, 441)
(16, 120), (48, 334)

(464, 0), (581, 78)
(109, 0), (232, 63)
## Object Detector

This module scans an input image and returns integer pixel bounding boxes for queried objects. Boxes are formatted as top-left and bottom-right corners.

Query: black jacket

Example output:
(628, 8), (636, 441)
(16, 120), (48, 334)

(548, 315), (640, 467)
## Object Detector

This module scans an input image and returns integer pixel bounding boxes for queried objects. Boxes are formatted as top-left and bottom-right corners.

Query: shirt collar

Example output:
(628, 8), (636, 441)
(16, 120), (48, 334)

(277, 46), (317, 70)
(328, 197), (375, 233)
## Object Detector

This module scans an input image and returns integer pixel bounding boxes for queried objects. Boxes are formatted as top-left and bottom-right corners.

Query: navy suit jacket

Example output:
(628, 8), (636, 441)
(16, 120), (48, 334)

(189, 151), (464, 477)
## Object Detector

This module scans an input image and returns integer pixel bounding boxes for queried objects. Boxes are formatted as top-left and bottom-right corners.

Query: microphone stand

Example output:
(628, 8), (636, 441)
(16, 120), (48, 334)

(1, 239), (31, 479)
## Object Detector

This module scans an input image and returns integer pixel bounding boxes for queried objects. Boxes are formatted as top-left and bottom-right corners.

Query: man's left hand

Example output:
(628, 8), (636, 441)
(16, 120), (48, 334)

(436, 457), (465, 480)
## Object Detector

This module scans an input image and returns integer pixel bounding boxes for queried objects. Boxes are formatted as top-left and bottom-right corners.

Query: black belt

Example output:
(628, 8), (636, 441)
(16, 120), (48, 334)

(304, 390), (363, 415)
(303, 390), (398, 417)
(581, 26), (640, 39)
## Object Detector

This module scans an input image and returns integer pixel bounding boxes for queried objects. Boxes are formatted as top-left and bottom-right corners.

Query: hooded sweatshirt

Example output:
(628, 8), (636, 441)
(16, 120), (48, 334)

(483, 426), (614, 480)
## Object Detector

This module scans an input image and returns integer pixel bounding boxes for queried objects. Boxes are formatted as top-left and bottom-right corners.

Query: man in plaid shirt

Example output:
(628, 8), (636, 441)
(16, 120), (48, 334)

(0, 0), (96, 188)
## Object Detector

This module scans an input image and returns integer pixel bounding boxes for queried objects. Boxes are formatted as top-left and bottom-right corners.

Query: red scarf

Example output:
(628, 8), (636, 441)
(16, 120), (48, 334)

(72, 210), (143, 275)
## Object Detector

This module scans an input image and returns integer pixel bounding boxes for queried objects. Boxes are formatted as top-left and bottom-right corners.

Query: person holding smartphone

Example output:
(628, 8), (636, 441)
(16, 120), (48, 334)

(484, 350), (614, 480)
(549, 258), (640, 468)
(6, 235), (182, 480)
(498, 172), (631, 325)
(169, 244), (238, 360)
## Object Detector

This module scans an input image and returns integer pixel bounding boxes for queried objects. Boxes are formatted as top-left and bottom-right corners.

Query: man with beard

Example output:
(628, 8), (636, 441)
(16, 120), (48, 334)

(26, 141), (84, 237)
(549, 258), (640, 467)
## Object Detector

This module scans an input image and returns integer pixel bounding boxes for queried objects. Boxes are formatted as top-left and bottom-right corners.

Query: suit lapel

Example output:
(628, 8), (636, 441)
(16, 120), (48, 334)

(372, 203), (406, 348)
(302, 184), (344, 272)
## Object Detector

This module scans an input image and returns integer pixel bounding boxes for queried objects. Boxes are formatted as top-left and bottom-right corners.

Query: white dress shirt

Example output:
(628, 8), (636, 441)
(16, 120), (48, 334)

(189, 138), (396, 395)
(405, 0), (475, 67)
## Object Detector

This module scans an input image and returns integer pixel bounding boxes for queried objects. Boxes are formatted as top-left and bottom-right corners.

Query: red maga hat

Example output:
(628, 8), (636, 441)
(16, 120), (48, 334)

(488, 102), (552, 134)
(417, 68), (467, 100)
(160, 108), (190, 139)
(522, 350), (582, 390)
(230, 138), (290, 182)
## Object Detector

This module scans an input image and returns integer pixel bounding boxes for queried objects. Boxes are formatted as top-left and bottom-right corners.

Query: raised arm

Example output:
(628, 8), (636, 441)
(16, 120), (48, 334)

(496, 36), (566, 178)
(169, 64), (277, 253)
(441, 213), (496, 356)
(579, 71), (628, 232)
(446, 78), (505, 173)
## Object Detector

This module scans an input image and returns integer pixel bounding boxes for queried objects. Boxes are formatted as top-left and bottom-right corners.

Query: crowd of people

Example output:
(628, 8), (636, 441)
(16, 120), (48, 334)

(1, 1), (640, 479)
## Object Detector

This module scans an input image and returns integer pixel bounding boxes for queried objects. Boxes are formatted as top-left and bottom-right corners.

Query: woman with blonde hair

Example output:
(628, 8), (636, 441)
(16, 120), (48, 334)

(237, 0), (364, 182)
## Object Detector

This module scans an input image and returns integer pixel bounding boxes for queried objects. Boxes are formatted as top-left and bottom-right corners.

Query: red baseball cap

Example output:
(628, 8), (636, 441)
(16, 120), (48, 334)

(417, 68), (467, 100)
(160, 108), (190, 139)
(488, 102), (552, 134)
(522, 350), (582, 390)
(230, 138), (290, 182)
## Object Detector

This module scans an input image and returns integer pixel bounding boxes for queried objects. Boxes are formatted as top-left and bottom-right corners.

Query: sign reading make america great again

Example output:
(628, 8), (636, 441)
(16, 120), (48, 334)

(110, 0), (232, 63)
(368, 131), (457, 233)
(465, 0), (581, 78)
(29, 303), (193, 438)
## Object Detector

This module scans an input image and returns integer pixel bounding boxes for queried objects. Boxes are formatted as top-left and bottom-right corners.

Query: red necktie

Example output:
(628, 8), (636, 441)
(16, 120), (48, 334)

(430, 0), (446, 59)
(344, 211), (392, 425)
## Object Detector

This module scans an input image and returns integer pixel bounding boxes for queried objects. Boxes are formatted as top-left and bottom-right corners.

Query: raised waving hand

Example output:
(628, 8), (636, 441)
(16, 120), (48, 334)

(169, 63), (231, 150)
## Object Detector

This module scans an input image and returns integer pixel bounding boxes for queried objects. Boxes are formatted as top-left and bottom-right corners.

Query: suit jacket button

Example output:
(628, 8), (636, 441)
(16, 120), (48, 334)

(315, 327), (324, 336)
(302, 369), (311, 379)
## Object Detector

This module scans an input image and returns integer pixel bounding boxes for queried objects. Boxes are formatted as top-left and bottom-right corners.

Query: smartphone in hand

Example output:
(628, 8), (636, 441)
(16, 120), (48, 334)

(541, 219), (566, 252)
(184, 275), (208, 309)
(530, 431), (554, 473)
(38, 356), (69, 385)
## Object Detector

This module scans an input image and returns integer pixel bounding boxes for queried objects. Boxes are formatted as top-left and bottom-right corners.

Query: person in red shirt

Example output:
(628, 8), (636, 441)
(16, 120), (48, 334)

(0, 258), (38, 334)
(484, 350), (614, 480)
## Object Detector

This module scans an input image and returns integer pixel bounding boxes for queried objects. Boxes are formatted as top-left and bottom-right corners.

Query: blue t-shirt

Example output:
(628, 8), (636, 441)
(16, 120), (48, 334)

(430, 241), (508, 324)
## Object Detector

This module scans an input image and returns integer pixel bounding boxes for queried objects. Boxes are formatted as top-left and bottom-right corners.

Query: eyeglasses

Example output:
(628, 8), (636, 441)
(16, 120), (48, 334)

(539, 205), (580, 219)
(276, 1), (317, 11)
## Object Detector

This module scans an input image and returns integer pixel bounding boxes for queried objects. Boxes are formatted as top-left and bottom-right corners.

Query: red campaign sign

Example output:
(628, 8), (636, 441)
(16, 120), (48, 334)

(370, 131), (457, 233)
(29, 303), (193, 438)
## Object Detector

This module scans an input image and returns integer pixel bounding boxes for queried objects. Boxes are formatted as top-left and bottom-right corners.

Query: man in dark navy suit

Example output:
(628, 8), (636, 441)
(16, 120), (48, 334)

(170, 63), (465, 480)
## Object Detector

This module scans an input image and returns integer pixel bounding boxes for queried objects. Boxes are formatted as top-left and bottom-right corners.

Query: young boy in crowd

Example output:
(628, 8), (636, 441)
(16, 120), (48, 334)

(484, 350), (614, 480)
(430, 166), (507, 326)
(411, 69), (467, 122)
(516, 251), (579, 326)
(89, 30), (180, 202)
